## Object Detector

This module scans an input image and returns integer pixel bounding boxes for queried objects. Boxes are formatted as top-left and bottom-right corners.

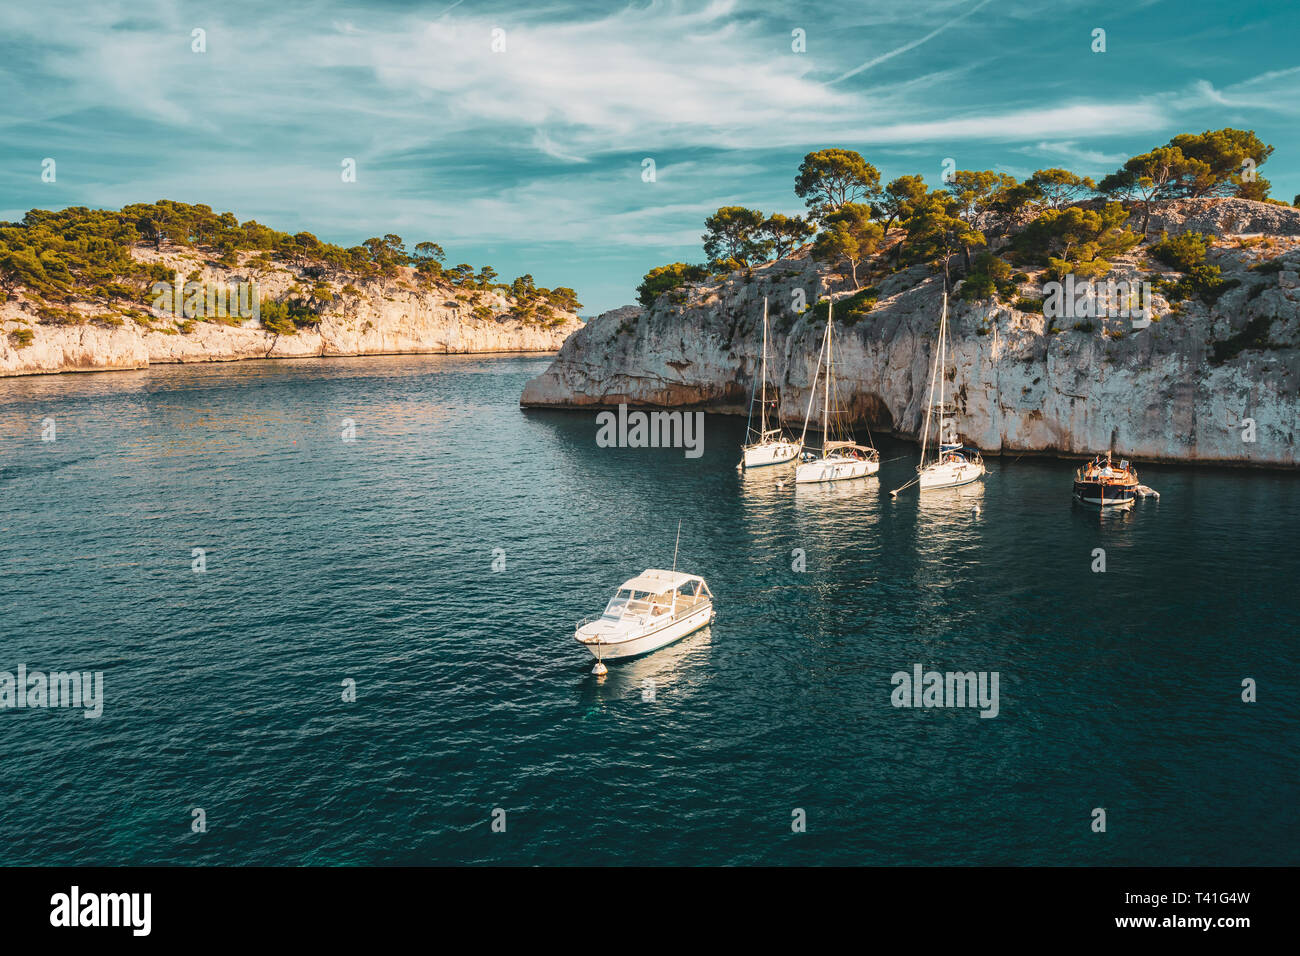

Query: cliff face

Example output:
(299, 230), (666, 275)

(522, 198), (1300, 467)
(1, 248), (581, 377)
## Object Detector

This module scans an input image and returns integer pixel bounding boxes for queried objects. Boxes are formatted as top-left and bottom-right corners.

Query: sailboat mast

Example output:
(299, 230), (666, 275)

(920, 292), (946, 468)
(823, 300), (832, 450)
(760, 298), (769, 436)
(799, 315), (829, 447)
(938, 292), (949, 450)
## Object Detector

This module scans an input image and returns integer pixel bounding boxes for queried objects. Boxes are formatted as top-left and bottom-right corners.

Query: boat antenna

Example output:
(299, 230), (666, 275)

(671, 518), (682, 576)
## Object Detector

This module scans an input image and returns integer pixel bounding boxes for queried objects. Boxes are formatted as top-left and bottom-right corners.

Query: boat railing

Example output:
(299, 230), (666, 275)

(673, 593), (709, 614)
(1076, 461), (1138, 483)
(578, 593), (711, 632)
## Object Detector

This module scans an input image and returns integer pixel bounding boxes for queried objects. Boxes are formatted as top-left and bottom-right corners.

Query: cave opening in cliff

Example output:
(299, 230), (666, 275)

(852, 393), (894, 434)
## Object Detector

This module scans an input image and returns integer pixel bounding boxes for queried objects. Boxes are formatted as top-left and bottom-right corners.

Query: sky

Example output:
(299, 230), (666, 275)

(1, 0), (1298, 314)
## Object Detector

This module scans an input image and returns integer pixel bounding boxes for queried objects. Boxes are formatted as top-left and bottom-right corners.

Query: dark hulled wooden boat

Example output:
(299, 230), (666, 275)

(1073, 452), (1139, 508)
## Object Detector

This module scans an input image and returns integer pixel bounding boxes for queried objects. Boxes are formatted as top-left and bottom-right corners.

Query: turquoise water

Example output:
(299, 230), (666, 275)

(0, 353), (1296, 865)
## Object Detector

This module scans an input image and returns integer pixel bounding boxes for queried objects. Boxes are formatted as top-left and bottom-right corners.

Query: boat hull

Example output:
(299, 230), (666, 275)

(742, 441), (801, 469)
(795, 457), (879, 484)
(918, 460), (985, 491)
(1073, 480), (1137, 508)
(575, 602), (714, 662)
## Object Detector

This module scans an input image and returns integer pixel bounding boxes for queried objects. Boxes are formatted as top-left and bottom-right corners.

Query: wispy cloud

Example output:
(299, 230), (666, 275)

(1015, 141), (1131, 170)
(832, 0), (998, 83)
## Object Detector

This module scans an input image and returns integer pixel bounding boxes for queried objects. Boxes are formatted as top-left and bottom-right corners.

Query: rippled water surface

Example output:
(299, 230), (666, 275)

(0, 354), (1296, 865)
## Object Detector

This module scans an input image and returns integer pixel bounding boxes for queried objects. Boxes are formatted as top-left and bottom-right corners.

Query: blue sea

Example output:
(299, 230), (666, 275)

(0, 353), (1296, 865)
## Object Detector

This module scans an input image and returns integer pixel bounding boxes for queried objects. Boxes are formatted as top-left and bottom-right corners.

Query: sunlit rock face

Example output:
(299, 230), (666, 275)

(523, 199), (1300, 468)
(1, 250), (581, 376)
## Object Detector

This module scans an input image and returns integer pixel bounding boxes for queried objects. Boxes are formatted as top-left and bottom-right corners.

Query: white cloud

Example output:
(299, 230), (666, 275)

(1016, 141), (1130, 169)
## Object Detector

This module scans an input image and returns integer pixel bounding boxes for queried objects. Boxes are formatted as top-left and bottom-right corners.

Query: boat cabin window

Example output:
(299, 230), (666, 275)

(602, 589), (634, 619)
(677, 580), (700, 597)
(604, 589), (656, 619)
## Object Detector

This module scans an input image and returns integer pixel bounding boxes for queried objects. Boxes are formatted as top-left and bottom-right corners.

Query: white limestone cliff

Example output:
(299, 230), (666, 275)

(522, 199), (1300, 467)
(1, 248), (580, 376)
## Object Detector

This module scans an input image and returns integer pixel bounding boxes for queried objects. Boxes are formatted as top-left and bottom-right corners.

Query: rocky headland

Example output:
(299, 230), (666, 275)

(522, 198), (1300, 467)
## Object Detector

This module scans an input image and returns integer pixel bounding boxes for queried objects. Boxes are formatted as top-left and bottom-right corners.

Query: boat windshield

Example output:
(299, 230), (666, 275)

(602, 589), (655, 620)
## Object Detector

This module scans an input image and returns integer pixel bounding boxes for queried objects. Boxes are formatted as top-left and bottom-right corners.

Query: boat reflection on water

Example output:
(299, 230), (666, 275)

(908, 481), (985, 555)
(1080, 500), (1138, 529)
(901, 476), (985, 522)
(738, 462), (796, 495)
(793, 473), (880, 502)
(575, 626), (714, 708)
(791, 474), (881, 537)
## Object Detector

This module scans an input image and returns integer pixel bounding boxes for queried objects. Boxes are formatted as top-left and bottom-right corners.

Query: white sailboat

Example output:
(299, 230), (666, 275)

(891, 290), (985, 496)
(739, 298), (801, 470)
(794, 297), (880, 484)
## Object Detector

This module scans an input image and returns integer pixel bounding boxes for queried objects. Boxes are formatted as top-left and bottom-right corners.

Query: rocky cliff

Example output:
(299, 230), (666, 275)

(522, 198), (1300, 467)
(1, 248), (581, 377)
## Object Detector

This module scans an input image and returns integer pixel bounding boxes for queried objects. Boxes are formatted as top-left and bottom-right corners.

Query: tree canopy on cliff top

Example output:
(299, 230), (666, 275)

(637, 127), (1281, 312)
(0, 200), (580, 321)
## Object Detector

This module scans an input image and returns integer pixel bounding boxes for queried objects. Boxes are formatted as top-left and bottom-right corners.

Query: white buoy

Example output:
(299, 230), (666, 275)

(592, 661), (608, 676)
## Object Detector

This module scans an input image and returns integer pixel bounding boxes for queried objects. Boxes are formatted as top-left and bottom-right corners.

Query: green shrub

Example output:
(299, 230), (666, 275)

(1147, 231), (1236, 303)
(636, 262), (709, 308)
(960, 253), (1012, 302)
(259, 299), (296, 335)
(815, 286), (879, 324)
(1149, 231), (1211, 272)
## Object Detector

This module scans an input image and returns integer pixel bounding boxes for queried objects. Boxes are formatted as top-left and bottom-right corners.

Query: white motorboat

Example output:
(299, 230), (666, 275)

(795, 296), (880, 484)
(892, 290), (985, 496)
(740, 297), (801, 470)
(575, 569), (714, 672)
